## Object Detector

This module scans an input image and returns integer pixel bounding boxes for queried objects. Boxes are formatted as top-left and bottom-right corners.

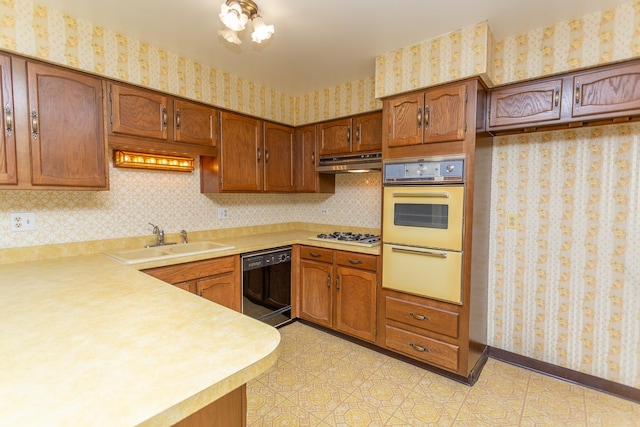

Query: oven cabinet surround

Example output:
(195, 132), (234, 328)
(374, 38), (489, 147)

(296, 245), (378, 343)
(142, 255), (241, 312)
(383, 82), (467, 154)
(380, 78), (491, 382)
(294, 124), (335, 193)
(0, 53), (108, 190)
(487, 59), (640, 133)
(108, 82), (219, 156)
(316, 111), (382, 157)
(200, 112), (295, 193)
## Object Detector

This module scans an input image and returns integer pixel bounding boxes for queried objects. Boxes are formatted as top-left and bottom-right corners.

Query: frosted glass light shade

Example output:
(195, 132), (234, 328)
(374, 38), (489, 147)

(220, 1), (248, 31)
(218, 28), (242, 44)
(251, 16), (274, 43)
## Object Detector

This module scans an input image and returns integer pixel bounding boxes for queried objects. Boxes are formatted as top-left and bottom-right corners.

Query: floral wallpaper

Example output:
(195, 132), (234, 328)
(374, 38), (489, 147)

(489, 124), (640, 388)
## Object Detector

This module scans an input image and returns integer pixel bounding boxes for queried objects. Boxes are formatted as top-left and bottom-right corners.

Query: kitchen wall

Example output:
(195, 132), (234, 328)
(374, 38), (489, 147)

(0, 164), (381, 249)
(1, 0), (638, 389)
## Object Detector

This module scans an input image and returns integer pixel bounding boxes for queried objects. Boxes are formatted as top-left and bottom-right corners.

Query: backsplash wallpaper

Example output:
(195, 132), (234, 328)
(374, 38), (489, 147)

(0, 0), (639, 390)
(0, 162), (382, 249)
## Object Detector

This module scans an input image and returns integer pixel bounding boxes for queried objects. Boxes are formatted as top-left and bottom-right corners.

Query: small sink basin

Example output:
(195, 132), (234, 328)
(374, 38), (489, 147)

(103, 241), (235, 265)
(163, 241), (233, 255)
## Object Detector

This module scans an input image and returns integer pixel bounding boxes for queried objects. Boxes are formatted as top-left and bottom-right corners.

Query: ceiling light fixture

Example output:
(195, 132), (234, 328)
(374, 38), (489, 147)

(218, 0), (274, 45)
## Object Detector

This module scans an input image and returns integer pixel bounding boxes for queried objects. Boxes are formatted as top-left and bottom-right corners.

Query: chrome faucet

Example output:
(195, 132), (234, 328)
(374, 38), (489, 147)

(146, 223), (174, 247)
(180, 230), (188, 244)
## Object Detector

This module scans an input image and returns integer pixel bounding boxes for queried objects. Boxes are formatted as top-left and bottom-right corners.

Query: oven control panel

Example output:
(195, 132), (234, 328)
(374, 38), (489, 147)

(383, 156), (464, 184)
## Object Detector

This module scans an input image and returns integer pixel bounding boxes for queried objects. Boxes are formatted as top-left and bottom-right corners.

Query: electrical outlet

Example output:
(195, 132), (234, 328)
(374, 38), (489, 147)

(10, 212), (36, 231)
(507, 213), (518, 229)
(218, 208), (229, 219)
(320, 208), (328, 215)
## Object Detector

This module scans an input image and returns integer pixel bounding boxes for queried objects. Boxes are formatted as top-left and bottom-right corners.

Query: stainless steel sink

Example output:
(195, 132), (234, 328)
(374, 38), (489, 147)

(103, 241), (235, 265)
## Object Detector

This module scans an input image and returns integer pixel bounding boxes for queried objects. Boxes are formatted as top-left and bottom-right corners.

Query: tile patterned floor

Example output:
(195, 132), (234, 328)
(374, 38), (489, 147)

(247, 322), (640, 427)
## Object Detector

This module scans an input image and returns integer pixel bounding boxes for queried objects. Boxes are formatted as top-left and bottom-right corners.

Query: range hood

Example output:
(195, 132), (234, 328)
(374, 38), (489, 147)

(316, 153), (382, 173)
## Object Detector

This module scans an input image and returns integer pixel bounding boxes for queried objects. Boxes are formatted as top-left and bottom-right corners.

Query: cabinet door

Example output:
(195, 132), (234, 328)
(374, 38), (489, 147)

(573, 62), (640, 118)
(353, 111), (382, 153)
(423, 83), (466, 143)
(197, 272), (240, 312)
(174, 99), (217, 147)
(109, 83), (168, 140)
(220, 111), (262, 192)
(295, 125), (317, 192)
(488, 79), (562, 128)
(0, 53), (17, 185)
(264, 122), (294, 192)
(335, 265), (376, 342)
(385, 92), (422, 147)
(27, 62), (107, 188)
(318, 118), (351, 156)
(299, 259), (333, 328)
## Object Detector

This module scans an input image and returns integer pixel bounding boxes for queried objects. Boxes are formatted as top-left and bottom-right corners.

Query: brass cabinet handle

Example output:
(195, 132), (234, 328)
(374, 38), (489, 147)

(162, 106), (168, 128)
(575, 84), (581, 106)
(417, 107), (422, 129)
(30, 109), (39, 139)
(554, 87), (560, 108)
(257, 147), (262, 162)
(327, 274), (331, 288)
(409, 343), (430, 353)
(309, 252), (321, 258)
(336, 275), (340, 290)
(176, 110), (181, 129)
(424, 106), (430, 128)
(347, 127), (351, 143)
(265, 149), (270, 163)
(408, 311), (431, 321)
(311, 151), (315, 164)
(356, 124), (361, 142)
(4, 104), (13, 136)
(348, 258), (363, 265)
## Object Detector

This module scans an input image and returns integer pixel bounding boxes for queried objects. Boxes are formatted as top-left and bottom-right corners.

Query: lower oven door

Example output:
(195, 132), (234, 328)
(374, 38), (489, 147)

(382, 243), (463, 304)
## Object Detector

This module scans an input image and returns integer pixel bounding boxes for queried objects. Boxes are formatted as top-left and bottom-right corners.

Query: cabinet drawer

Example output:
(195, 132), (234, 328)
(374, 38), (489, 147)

(143, 256), (235, 284)
(385, 296), (458, 338)
(300, 246), (333, 263)
(335, 251), (377, 272)
(385, 325), (459, 371)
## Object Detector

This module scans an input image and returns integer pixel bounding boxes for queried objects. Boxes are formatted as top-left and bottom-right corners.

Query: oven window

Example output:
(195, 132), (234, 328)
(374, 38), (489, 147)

(394, 203), (449, 229)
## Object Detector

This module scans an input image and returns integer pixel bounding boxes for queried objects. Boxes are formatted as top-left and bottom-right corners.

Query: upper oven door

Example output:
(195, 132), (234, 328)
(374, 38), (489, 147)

(383, 185), (464, 251)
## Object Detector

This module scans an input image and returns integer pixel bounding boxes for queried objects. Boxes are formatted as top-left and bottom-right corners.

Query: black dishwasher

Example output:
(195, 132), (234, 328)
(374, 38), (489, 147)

(241, 246), (292, 327)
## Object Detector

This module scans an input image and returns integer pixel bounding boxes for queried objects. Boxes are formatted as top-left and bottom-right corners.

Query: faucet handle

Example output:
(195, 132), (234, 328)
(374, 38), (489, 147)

(180, 230), (188, 244)
(149, 222), (159, 234)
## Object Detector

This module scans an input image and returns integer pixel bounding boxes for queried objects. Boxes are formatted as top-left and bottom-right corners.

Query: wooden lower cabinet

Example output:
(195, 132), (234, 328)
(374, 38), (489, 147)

(298, 246), (378, 343)
(173, 384), (246, 427)
(142, 255), (241, 312)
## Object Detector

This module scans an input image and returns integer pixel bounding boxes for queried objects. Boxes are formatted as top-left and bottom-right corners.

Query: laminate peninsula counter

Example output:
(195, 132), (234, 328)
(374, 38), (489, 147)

(0, 254), (281, 426)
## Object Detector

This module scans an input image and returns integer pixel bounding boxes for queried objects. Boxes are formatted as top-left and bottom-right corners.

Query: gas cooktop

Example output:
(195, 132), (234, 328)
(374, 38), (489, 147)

(308, 231), (381, 247)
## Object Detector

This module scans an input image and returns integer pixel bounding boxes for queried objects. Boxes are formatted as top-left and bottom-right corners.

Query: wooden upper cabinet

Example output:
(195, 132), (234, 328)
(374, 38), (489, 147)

(0, 53), (17, 185)
(488, 79), (562, 128)
(219, 111), (263, 192)
(27, 62), (107, 188)
(174, 98), (217, 147)
(573, 61), (640, 118)
(294, 124), (335, 194)
(295, 125), (317, 192)
(109, 83), (168, 140)
(423, 83), (466, 143)
(385, 92), (423, 147)
(264, 122), (294, 192)
(318, 118), (351, 156)
(353, 111), (382, 153)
